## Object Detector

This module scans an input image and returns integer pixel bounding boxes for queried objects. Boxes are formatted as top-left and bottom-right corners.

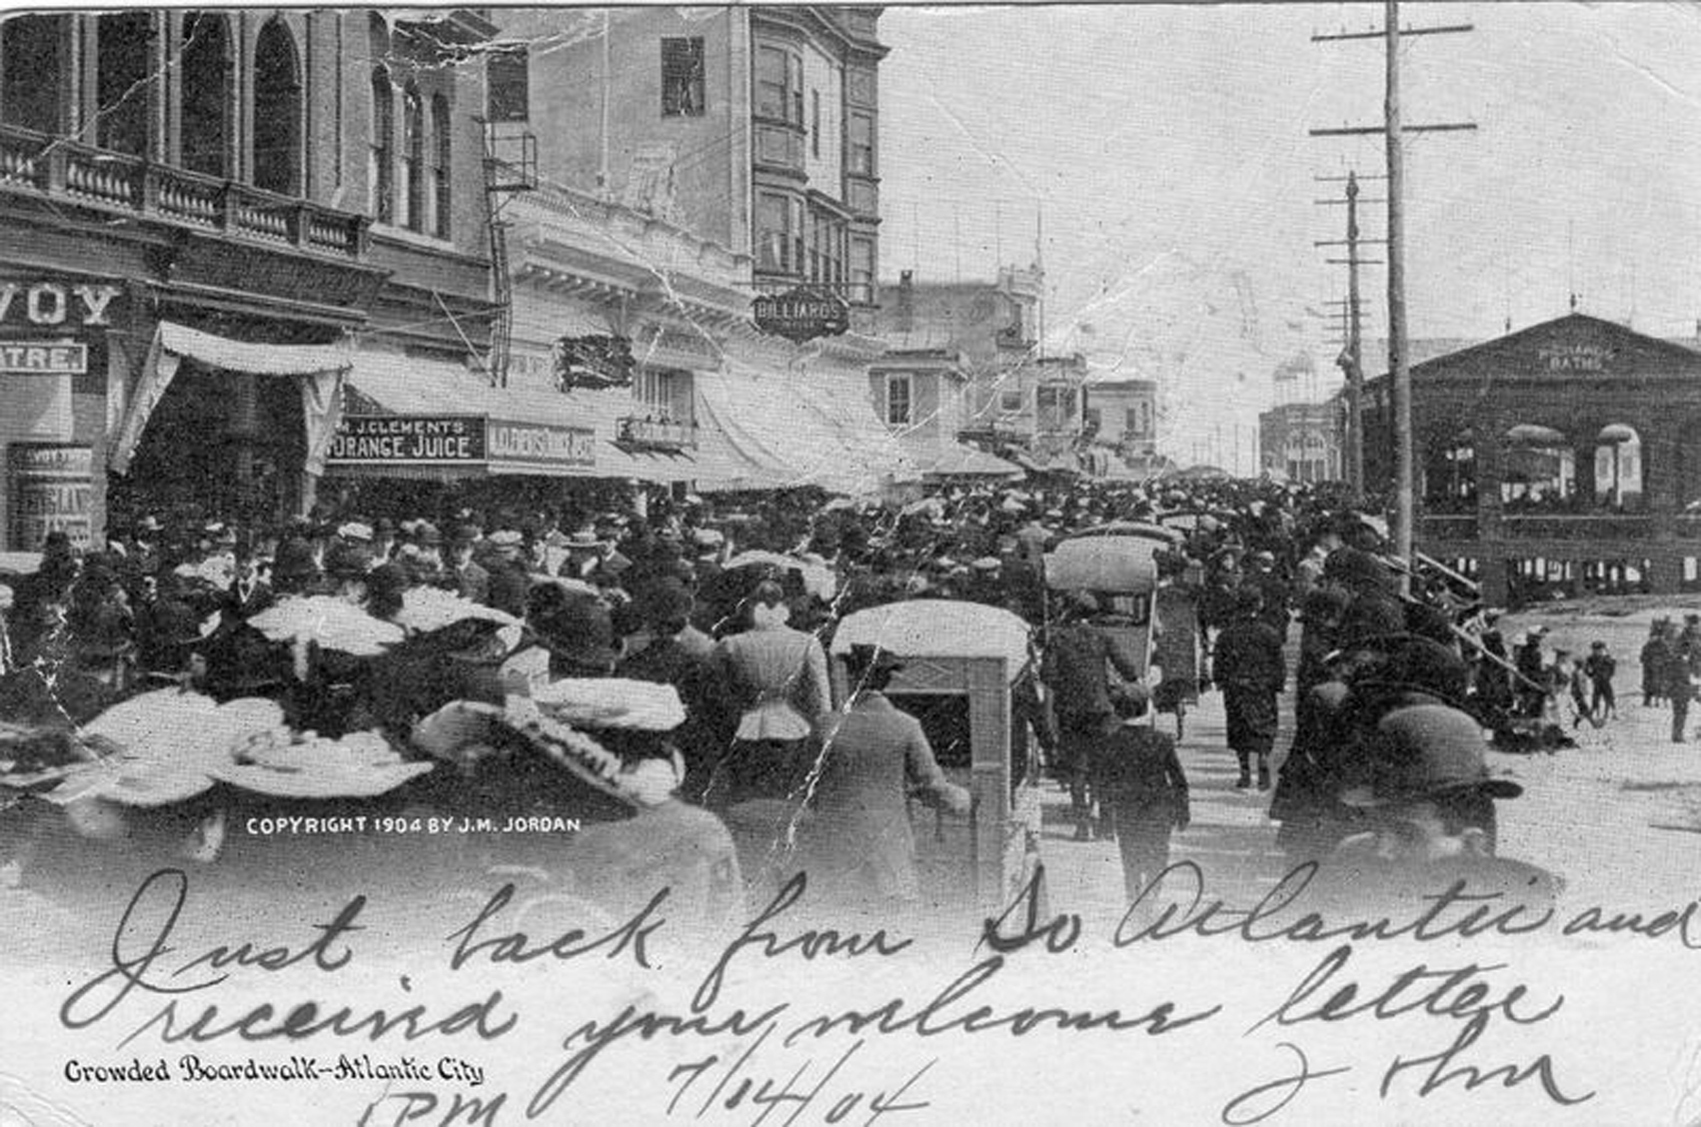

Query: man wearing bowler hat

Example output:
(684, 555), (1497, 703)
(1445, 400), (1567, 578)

(1312, 702), (1559, 917)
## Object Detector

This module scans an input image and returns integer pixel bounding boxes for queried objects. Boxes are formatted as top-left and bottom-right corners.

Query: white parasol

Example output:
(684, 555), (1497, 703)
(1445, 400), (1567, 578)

(212, 729), (432, 799)
(529, 678), (686, 731)
(394, 586), (521, 633)
(51, 692), (287, 807)
(249, 595), (405, 655)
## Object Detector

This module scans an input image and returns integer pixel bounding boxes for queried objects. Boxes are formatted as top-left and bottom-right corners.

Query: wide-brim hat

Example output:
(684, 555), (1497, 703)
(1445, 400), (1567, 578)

(324, 543), (373, 579)
(271, 537), (319, 583)
(529, 593), (619, 668)
(1340, 703), (1523, 808)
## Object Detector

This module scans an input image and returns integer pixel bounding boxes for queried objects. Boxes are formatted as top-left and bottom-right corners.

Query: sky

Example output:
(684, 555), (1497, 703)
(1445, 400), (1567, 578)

(876, 2), (1701, 471)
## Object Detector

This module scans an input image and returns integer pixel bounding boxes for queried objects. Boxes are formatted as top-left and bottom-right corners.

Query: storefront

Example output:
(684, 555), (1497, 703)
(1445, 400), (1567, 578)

(105, 320), (353, 531)
(0, 274), (127, 551)
(324, 348), (699, 508)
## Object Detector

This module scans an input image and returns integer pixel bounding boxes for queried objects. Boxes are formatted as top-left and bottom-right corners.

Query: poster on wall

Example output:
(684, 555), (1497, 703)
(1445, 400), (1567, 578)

(7, 443), (93, 550)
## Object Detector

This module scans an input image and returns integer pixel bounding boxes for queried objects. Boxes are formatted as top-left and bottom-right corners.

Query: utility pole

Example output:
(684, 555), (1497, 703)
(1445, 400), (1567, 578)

(1314, 170), (1385, 502)
(1310, 3), (1475, 588)
(1384, 0), (1413, 586)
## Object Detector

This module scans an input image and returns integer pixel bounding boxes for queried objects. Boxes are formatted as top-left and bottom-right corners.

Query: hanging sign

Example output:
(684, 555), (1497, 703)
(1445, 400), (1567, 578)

(325, 415), (487, 464)
(0, 341), (87, 375)
(554, 335), (635, 391)
(751, 285), (850, 343)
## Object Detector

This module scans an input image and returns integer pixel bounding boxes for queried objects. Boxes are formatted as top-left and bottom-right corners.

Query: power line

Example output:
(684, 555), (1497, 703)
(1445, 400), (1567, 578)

(1309, 0), (1476, 578)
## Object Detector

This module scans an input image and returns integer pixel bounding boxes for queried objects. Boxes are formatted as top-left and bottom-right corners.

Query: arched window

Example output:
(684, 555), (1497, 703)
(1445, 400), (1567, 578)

(1501, 424), (1575, 513)
(1594, 424), (1643, 511)
(181, 12), (232, 178)
(96, 12), (152, 156)
(400, 82), (423, 230)
(1425, 428), (1476, 512)
(1, 15), (68, 134)
(368, 65), (393, 223)
(430, 93), (451, 238)
(252, 18), (301, 195)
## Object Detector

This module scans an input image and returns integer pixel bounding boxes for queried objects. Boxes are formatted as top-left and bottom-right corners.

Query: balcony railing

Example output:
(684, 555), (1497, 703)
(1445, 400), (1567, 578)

(0, 124), (369, 260)
(617, 416), (698, 452)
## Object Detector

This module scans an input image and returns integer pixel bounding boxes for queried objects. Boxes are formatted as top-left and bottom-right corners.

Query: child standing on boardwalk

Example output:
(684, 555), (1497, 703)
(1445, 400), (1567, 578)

(1091, 684), (1191, 902)
(1584, 641), (1617, 722)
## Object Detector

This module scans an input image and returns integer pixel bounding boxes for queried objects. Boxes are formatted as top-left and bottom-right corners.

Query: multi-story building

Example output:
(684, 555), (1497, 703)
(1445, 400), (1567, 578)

(875, 266), (1045, 431)
(486, 6), (913, 496)
(1259, 401), (1342, 484)
(0, 9), (497, 547)
(1083, 376), (1158, 467)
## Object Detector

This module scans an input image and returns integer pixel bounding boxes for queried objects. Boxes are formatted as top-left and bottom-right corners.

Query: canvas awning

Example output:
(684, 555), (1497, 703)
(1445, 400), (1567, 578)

(918, 442), (1024, 480)
(694, 361), (919, 495)
(335, 349), (696, 482)
(108, 321), (352, 477)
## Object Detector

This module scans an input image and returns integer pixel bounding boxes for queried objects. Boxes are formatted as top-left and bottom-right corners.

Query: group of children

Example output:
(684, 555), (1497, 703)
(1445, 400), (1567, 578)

(1554, 640), (1618, 728)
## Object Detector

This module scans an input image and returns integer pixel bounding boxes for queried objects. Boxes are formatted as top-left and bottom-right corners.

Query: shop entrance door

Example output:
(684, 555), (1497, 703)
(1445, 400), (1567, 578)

(111, 363), (306, 529)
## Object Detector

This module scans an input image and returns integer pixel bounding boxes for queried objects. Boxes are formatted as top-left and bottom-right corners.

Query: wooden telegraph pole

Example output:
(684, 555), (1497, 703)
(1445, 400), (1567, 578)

(1314, 170), (1386, 502)
(1310, 1), (1475, 588)
(1385, 0), (1413, 583)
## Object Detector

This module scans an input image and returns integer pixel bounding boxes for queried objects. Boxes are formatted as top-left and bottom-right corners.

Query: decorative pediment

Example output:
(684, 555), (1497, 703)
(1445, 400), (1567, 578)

(1412, 313), (1701, 381)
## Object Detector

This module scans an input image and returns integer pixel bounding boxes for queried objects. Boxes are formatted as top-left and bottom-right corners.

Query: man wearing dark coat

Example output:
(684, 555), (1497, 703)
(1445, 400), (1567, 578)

(1042, 590), (1144, 839)
(448, 531), (491, 606)
(1213, 586), (1286, 789)
(795, 644), (969, 908)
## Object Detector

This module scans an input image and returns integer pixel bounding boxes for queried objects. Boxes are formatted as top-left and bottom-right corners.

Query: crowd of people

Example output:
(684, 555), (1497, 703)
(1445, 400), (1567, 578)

(0, 468), (1620, 915)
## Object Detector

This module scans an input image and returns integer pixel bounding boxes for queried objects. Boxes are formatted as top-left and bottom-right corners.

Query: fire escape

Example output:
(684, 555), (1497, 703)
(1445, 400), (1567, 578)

(480, 123), (536, 387)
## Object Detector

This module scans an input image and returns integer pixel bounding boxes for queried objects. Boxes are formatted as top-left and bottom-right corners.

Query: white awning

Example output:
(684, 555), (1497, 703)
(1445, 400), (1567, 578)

(109, 321), (352, 477)
(694, 361), (919, 495)
(917, 442), (1024, 480)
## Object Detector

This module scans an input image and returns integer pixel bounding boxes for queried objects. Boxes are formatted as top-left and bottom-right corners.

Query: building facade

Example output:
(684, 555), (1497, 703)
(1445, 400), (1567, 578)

(0, 9), (496, 549)
(875, 266), (1044, 432)
(1259, 401), (1342, 484)
(865, 347), (1016, 480)
(1362, 312), (1701, 605)
(484, 6), (909, 497)
(1083, 376), (1158, 467)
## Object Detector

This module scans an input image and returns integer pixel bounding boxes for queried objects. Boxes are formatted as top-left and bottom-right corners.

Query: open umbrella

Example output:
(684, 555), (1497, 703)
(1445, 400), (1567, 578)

(47, 691), (286, 807)
(249, 595), (404, 655)
(395, 586), (521, 634)
(212, 728), (432, 799)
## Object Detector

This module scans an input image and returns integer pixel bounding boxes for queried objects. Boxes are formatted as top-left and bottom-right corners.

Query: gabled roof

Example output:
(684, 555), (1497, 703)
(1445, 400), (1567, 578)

(1384, 313), (1701, 381)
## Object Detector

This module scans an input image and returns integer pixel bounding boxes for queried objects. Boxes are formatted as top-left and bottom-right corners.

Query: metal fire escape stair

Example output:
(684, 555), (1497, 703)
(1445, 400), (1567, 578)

(480, 123), (537, 387)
